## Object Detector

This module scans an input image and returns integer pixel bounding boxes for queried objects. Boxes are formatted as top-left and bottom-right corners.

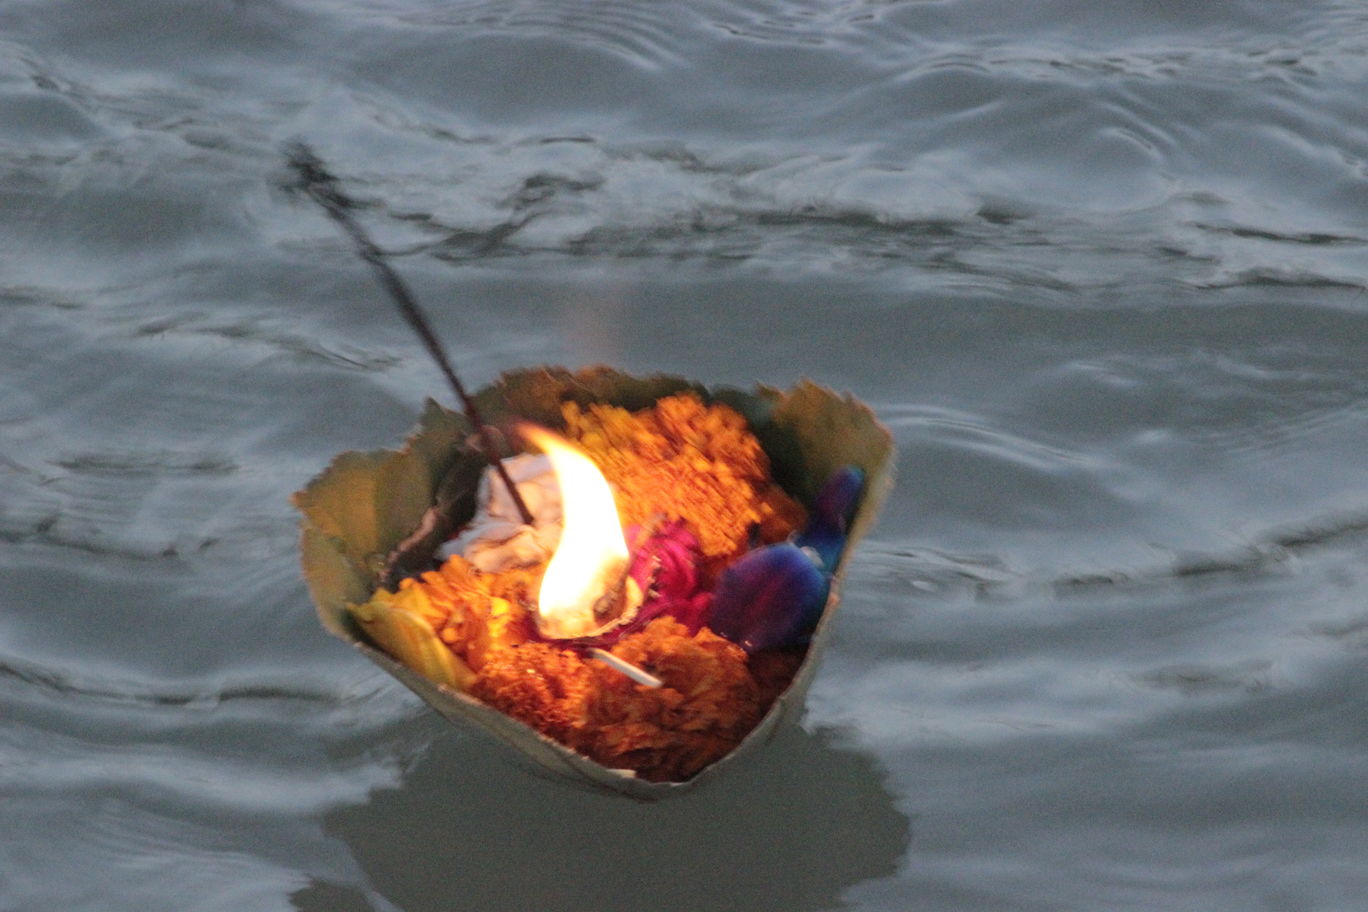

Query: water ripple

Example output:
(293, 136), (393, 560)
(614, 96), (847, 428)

(5, 0), (1368, 907)
(859, 507), (1368, 597)
(345, 0), (690, 71)
(0, 652), (345, 711)
(1131, 660), (1275, 696)
(128, 313), (403, 372)
(52, 450), (239, 478)
(264, 117), (1362, 294)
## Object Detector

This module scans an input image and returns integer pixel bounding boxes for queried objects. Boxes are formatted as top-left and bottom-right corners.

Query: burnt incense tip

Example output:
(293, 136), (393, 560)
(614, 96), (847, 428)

(283, 140), (319, 174)
(283, 141), (325, 183)
(283, 141), (353, 211)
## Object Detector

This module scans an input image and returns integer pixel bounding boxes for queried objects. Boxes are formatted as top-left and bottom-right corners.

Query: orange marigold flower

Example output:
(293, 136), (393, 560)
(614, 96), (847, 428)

(471, 642), (594, 742)
(470, 618), (772, 781)
(365, 393), (810, 781)
(563, 393), (806, 576)
(416, 555), (538, 671)
(572, 618), (764, 780)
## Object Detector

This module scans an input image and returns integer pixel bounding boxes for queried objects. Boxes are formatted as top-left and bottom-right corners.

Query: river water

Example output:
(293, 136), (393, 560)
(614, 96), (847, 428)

(4, 1), (1368, 909)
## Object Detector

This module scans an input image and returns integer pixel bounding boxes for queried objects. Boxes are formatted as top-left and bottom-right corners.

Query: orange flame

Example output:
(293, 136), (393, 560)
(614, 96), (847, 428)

(519, 424), (630, 639)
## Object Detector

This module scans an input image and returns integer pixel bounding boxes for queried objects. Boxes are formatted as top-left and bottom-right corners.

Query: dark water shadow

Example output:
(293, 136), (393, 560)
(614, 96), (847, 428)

(291, 881), (379, 912)
(309, 722), (910, 912)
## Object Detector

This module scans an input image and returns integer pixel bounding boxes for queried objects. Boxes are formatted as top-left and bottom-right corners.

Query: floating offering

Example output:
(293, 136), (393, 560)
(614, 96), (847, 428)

(295, 366), (892, 797)
(286, 141), (891, 796)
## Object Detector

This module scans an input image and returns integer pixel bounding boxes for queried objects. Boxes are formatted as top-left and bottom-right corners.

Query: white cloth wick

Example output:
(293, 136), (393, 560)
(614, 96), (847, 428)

(439, 454), (564, 572)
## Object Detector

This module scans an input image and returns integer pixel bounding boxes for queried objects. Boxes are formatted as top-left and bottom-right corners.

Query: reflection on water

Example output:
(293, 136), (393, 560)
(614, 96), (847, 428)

(311, 723), (908, 912)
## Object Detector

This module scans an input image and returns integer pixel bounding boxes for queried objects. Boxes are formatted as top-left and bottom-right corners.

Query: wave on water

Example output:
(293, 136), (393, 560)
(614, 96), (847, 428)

(365, 0), (690, 71)
(864, 506), (1368, 595)
(6, 1), (1368, 908)
(0, 652), (349, 711)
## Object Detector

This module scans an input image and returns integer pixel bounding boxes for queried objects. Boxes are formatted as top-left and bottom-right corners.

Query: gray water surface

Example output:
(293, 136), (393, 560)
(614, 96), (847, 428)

(4, 1), (1368, 910)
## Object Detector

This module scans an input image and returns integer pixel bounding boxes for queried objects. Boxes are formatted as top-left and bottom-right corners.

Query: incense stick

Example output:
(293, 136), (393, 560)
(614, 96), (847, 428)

(285, 142), (534, 526)
(588, 648), (664, 688)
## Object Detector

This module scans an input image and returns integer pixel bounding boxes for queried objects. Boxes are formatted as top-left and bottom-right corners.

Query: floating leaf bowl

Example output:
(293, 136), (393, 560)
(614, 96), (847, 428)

(294, 366), (894, 799)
